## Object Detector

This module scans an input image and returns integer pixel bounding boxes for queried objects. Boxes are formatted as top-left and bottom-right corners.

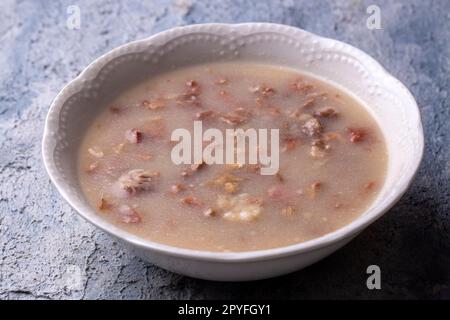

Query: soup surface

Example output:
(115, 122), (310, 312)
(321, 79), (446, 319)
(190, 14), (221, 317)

(78, 62), (387, 252)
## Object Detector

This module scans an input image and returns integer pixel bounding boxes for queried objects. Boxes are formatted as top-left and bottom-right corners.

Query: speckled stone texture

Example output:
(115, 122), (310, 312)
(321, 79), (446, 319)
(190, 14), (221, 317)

(0, 0), (449, 300)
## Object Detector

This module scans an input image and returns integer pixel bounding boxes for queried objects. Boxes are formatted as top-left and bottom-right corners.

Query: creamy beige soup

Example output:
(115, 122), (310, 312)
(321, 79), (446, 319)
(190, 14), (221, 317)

(78, 62), (387, 252)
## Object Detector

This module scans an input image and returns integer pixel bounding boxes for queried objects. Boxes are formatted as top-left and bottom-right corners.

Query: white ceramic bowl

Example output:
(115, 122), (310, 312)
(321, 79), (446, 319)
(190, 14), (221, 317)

(42, 23), (424, 281)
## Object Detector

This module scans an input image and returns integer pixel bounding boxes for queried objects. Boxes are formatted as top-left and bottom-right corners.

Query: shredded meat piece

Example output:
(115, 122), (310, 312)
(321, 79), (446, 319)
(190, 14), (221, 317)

(276, 172), (284, 182)
(203, 208), (216, 217)
(99, 197), (112, 211)
(346, 127), (367, 143)
(190, 162), (205, 171)
(307, 182), (322, 199)
(144, 98), (165, 110)
(289, 109), (301, 119)
(314, 107), (338, 118)
(267, 185), (297, 204)
(282, 137), (298, 152)
(266, 107), (282, 116)
(117, 205), (141, 223)
(195, 110), (215, 120)
(363, 181), (376, 194)
(181, 161), (206, 177)
(180, 196), (203, 206)
(125, 128), (143, 144)
(323, 131), (345, 142)
(249, 85), (275, 97)
(302, 118), (323, 137)
(302, 98), (315, 109)
(246, 164), (262, 173)
(306, 92), (328, 101)
(109, 106), (121, 114)
(170, 183), (185, 194)
(118, 169), (156, 195)
(290, 80), (314, 93)
(261, 86), (275, 96)
(186, 80), (200, 91)
(136, 153), (152, 161)
(220, 108), (251, 125)
(177, 94), (200, 107)
(310, 139), (331, 159)
(176, 80), (202, 107)
(289, 109), (313, 122)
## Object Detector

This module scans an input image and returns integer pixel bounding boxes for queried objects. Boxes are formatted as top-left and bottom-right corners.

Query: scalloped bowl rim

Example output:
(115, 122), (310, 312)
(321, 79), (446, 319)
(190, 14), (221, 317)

(42, 23), (424, 263)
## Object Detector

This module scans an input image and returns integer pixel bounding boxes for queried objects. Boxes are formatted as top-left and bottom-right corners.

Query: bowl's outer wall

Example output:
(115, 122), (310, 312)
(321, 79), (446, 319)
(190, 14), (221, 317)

(127, 236), (357, 281)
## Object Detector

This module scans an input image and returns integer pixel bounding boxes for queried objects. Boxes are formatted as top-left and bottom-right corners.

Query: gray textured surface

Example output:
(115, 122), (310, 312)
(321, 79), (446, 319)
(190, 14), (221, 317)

(0, 0), (449, 300)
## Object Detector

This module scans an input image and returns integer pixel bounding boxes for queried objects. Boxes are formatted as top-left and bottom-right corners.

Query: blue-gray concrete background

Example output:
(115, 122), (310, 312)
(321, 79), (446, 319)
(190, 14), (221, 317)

(0, 0), (449, 299)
